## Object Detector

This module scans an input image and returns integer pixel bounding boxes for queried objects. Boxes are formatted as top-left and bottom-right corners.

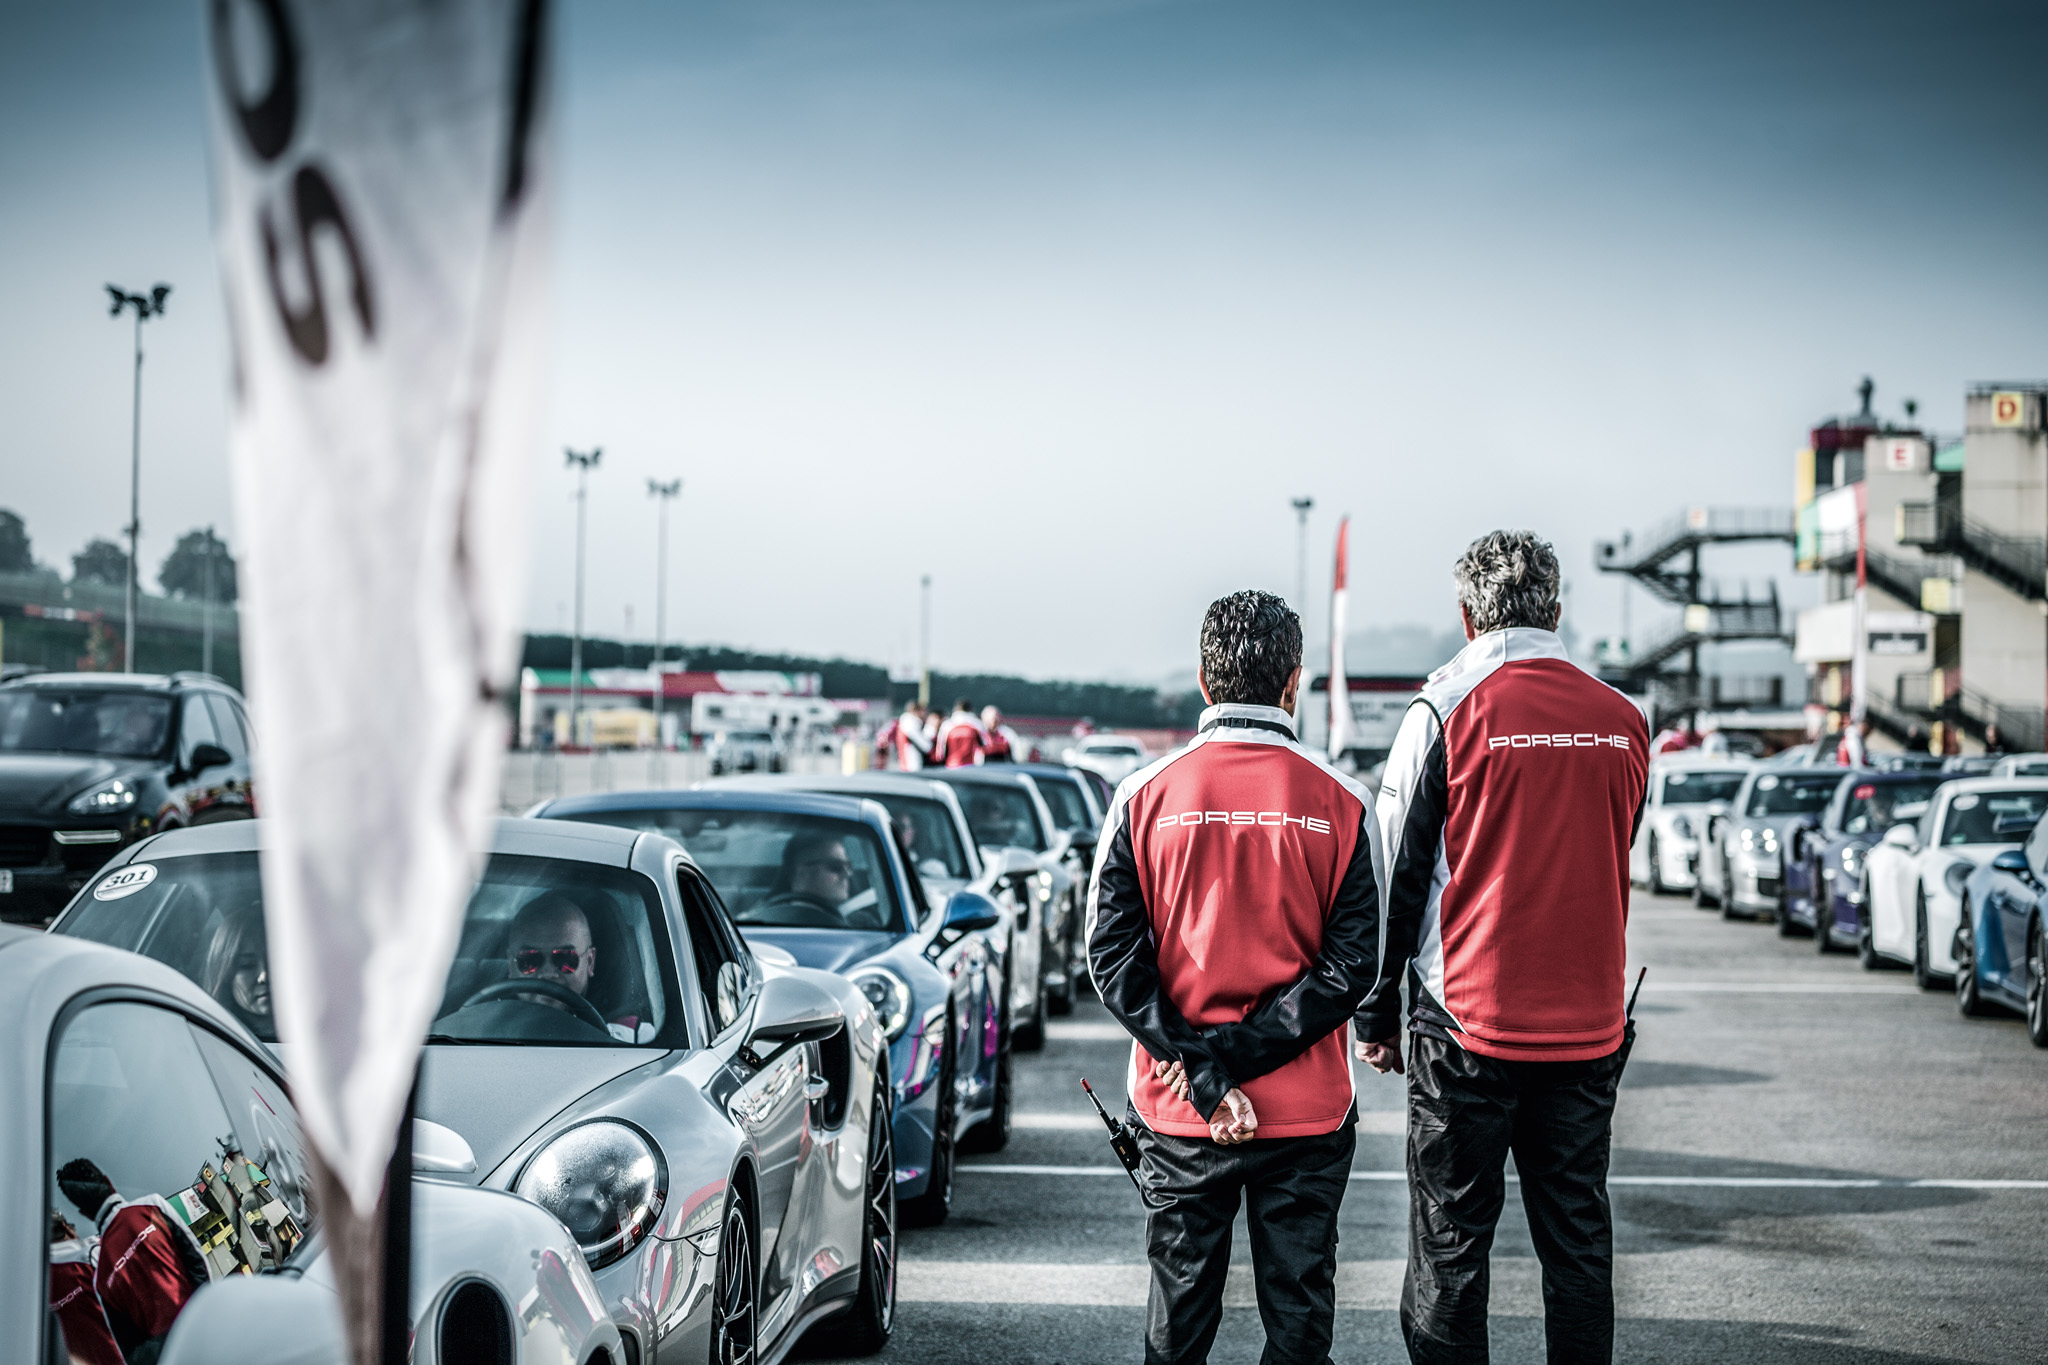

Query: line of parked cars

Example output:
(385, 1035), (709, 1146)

(1633, 744), (2048, 1051)
(1, 669), (1127, 1364)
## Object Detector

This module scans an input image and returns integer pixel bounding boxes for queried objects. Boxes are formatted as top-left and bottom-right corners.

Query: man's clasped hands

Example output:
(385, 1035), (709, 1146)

(1152, 1058), (1258, 1146)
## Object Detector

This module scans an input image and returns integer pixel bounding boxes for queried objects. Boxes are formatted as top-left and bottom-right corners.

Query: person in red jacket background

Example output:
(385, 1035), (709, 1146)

(1355, 530), (1648, 1365)
(58, 1159), (209, 1363)
(48, 1210), (123, 1365)
(937, 697), (986, 766)
(1089, 589), (1384, 1365)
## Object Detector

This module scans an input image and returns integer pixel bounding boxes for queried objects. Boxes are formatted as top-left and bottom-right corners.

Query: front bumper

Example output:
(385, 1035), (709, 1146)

(0, 822), (140, 920)
(1656, 837), (1699, 889)
(1726, 851), (1784, 914)
(888, 1021), (948, 1198)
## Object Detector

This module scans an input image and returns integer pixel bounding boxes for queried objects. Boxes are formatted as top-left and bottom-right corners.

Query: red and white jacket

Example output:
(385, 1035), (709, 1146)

(1087, 703), (1385, 1138)
(937, 711), (987, 767)
(1356, 628), (1648, 1062)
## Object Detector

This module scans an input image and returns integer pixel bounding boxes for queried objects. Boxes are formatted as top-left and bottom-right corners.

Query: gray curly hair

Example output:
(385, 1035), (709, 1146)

(1453, 530), (1561, 634)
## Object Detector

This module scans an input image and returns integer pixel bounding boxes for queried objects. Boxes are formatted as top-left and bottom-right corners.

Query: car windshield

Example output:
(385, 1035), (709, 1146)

(572, 808), (907, 933)
(1842, 779), (1944, 836)
(1744, 773), (1840, 817)
(1941, 790), (2048, 846)
(0, 689), (173, 757)
(861, 794), (971, 882)
(1086, 740), (1142, 757)
(724, 732), (772, 744)
(952, 782), (1047, 851)
(1660, 769), (1745, 805)
(59, 851), (682, 1048)
(1033, 776), (1093, 835)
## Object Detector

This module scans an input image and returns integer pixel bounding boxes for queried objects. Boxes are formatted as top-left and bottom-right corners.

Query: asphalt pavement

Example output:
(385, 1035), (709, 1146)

(811, 889), (2048, 1364)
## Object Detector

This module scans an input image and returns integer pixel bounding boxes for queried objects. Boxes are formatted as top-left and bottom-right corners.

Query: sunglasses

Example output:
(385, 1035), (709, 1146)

(803, 858), (853, 877)
(515, 945), (588, 976)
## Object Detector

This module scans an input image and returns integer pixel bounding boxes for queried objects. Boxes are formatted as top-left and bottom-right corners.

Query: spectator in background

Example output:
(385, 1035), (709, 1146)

(940, 698), (986, 767)
(891, 700), (932, 770)
(982, 706), (1022, 763)
(57, 1159), (208, 1363)
(1837, 716), (1871, 768)
(1984, 723), (2007, 756)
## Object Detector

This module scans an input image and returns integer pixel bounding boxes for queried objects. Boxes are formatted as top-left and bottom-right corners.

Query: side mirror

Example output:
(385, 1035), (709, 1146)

(188, 742), (233, 775)
(1048, 829), (1075, 861)
(412, 1118), (477, 1174)
(158, 1274), (345, 1364)
(746, 972), (844, 1050)
(996, 847), (1040, 878)
(1882, 824), (1918, 850)
(941, 890), (1002, 936)
(1992, 849), (2032, 876)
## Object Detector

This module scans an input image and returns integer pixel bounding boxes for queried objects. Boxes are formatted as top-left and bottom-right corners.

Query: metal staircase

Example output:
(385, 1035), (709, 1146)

(1897, 501), (2046, 602)
(1595, 509), (1796, 718)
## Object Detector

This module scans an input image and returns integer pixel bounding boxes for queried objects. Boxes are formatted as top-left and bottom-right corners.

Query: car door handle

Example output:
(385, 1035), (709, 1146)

(804, 1077), (830, 1102)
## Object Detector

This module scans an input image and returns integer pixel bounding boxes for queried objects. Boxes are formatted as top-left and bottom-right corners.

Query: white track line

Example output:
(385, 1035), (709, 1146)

(962, 1164), (2048, 1190)
(1638, 981), (1918, 994)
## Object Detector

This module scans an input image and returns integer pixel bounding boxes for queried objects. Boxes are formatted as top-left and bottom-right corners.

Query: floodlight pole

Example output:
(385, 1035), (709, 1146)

(1291, 496), (1314, 615)
(108, 283), (170, 672)
(565, 449), (602, 748)
(648, 478), (682, 748)
(918, 574), (932, 710)
(201, 527), (216, 677)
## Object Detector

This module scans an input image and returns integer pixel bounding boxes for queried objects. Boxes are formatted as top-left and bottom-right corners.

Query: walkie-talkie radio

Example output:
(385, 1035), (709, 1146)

(1081, 1078), (1170, 1209)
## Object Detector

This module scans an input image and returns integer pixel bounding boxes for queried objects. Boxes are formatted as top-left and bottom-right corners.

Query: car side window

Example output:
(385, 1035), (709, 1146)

(46, 1002), (314, 1362)
(177, 695), (219, 770)
(203, 695), (249, 762)
(677, 868), (752, 1038)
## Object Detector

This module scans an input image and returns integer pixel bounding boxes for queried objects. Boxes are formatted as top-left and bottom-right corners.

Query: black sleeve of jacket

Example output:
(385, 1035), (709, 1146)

(1204, 800), (1382, 1086)
(1354, 720), (1448, 1042)
(1087, 810), (1235, 1121)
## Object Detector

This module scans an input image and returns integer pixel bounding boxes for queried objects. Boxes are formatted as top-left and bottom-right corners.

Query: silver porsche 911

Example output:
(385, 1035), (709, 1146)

(3, 921), (626, 1365)
(51, 816), (898, 1365)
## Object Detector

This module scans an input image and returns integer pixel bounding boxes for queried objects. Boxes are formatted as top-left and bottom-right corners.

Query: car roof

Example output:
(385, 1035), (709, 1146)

(1931, 775), (2048, 799)
(93, 815), (646, 869)
(925, 766), (1039, 789)
(711, 771), (961, 803)
(1, 671), (182, 692)
(1012, 763), (1086, 782)
(542, 786), (883, 825)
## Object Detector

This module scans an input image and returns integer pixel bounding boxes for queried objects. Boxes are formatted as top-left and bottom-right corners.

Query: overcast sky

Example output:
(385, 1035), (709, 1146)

(5, 0), (2046, 684)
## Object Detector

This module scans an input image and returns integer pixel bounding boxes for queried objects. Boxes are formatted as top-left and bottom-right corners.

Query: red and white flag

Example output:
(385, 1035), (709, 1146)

(1329, 515), (1351, 761)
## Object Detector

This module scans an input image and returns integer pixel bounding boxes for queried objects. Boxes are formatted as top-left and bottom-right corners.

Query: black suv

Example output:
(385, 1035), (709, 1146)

(0, 673), (256, 923)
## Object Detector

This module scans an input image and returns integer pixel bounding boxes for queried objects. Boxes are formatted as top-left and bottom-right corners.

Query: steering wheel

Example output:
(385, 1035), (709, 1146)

(750, 892), (843, 927)
(462, 978), (611, 1034)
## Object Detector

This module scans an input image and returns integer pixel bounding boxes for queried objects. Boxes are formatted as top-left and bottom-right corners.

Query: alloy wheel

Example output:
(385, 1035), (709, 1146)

(713, 1198), (756, 1365)
(1955, 907), (1988, 1017)
(1913, 896), (1933, 990)
(866, 1089), (898, 1334)
(2027, 918), (2048, 1048)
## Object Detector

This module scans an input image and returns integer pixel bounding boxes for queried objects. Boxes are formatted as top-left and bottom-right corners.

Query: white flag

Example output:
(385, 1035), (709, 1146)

(206, 0), (550, 1216)
(1328, 515), (1352, 761)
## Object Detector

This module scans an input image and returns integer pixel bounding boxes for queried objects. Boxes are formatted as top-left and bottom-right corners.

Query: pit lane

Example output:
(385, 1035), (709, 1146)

(811, 889), (2048, 1363)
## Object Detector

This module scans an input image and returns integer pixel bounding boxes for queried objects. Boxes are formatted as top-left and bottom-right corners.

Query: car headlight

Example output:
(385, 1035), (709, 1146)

(1943, 862), (1972, 897)
(1033, 870), (1054, 902)
(1760, 829), (1779, 852)
(513, 1120), (667, 1270)
(1671, 815), (1693, 839)
(67, 778), (139, 816)
(850, 966), (912, 1042)
(1840, 846), (1862, 878)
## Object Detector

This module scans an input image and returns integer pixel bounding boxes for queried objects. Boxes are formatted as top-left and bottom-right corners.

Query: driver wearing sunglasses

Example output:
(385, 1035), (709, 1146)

(505, 892), (598, 1005)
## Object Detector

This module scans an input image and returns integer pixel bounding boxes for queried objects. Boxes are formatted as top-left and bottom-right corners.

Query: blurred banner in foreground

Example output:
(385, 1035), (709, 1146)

(1328, 515), (1351, 760)
(204, 0), (550, 1307)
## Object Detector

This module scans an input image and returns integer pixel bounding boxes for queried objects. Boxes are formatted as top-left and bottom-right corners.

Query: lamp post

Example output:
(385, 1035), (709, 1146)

(1290, 496), (1314, 614)
(107, 283), (170, 672)
(565, 448), (601, 748)
(648, 478), (681, 749)
(201, 526), (217, 677)
(918, 574), (932, 710)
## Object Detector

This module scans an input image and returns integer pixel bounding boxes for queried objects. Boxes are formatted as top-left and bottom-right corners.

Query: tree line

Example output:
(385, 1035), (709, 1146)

(0, 509), (237, 603)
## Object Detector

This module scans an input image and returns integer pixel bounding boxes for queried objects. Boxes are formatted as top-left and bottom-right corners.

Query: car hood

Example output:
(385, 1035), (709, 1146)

(739, 926), (897, 975)
(417, 1045), (666, 1183)
(0, 753), (127, 814)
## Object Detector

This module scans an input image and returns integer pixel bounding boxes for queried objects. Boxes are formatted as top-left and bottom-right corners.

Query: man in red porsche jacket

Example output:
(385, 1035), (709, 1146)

(1355, 530), (1648, 1364)
(1089, 589), (1385, 1365)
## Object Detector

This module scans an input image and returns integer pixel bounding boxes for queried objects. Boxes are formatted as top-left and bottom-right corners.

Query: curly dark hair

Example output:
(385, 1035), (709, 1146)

(56, 1159), (114, 1218)
(1199, 590), (1303, 707)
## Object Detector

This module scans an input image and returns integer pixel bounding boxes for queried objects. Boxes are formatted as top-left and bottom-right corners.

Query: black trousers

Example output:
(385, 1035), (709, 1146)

(1402, 1029), (1632, 1365)
(1130, 1110), (1356, 1365)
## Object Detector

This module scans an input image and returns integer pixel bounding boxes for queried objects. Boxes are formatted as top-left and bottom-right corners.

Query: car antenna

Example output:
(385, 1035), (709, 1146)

(1080, 1078), (1170, 1209)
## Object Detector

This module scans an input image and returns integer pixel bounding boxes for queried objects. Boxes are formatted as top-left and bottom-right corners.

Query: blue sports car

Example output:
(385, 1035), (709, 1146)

(534, 787), (1006, 1226)
(1952, 808), (2048, 1045)
(1785, 770), (1946, 955)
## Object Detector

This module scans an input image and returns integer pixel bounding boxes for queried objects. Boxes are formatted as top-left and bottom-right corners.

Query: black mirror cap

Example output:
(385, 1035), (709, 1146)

(189, 742), (233, 774)
(942, 890), (1002, 935)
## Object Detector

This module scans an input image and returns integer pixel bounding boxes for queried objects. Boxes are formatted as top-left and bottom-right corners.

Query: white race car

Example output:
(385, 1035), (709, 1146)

(1631, 758), (1751, 895)
(1062, 734), (1149, 787)
(1861, 777), (2048, 986)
